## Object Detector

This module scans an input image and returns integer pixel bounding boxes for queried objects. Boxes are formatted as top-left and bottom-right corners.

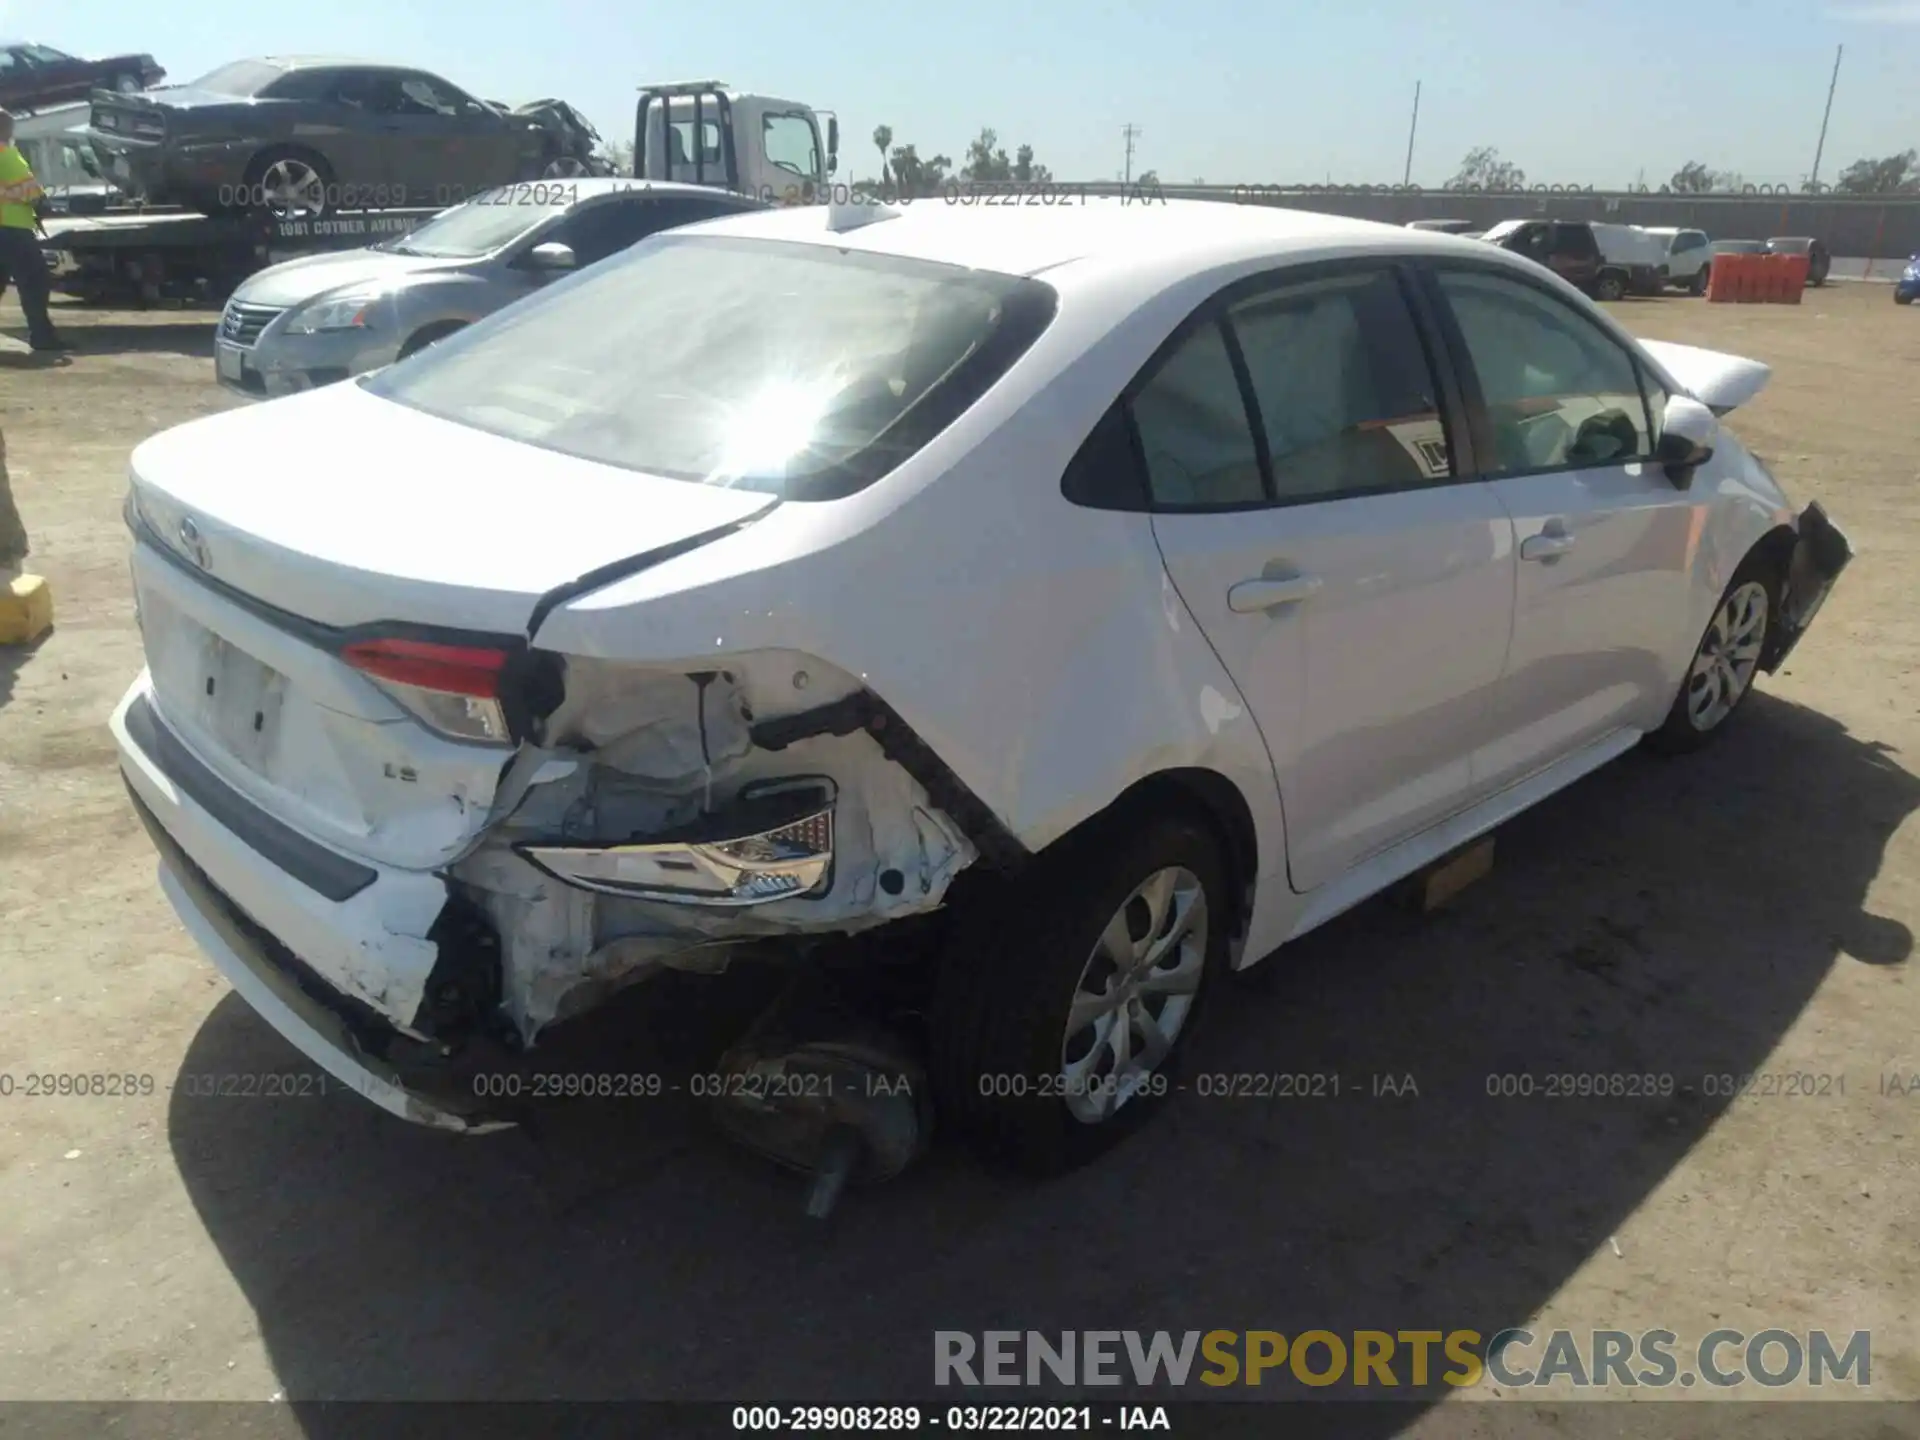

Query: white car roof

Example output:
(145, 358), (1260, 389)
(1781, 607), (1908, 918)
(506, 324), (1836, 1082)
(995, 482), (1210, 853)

(689, 197), (1512, 293)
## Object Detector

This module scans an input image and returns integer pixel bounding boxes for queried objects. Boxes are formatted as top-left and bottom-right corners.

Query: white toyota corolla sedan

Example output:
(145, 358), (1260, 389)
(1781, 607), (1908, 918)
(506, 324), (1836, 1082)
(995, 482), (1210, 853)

(111, 196), (1851, 1173)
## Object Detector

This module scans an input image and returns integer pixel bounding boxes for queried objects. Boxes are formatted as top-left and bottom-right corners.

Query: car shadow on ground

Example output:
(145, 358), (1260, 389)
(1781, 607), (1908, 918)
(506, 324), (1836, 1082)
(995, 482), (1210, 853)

(163, 692), (1914, 1428)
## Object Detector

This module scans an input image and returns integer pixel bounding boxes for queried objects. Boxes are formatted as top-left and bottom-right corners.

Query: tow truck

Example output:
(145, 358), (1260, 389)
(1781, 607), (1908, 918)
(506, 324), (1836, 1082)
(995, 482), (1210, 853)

(38, 81), (838, 303)
(632, 81), (838, 204)
(42, 203), (447, 304)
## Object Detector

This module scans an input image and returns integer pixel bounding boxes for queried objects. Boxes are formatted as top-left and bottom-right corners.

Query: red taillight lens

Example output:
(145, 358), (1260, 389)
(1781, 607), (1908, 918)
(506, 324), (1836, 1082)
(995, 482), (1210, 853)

(341, 638), (509, 698)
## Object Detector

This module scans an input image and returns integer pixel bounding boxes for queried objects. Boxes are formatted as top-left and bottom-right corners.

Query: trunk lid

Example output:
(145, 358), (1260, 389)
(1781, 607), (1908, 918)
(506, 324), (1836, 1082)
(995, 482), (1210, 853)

(129, 379), (778, 634)
(87, 91), (171, 141)
(128, 381), (777, 870)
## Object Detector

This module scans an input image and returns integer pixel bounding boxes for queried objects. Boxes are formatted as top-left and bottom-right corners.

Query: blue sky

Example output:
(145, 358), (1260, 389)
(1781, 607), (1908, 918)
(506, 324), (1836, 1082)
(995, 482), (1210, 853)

(13, 0), (1919, 186)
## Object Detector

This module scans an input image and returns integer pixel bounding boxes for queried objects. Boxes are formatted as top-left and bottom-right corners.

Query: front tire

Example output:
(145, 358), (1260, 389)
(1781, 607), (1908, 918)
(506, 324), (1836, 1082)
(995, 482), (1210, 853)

(929, 807), (1229, 1174)
(1895, 290), (1913, 306)
(1688, 267), (1709, 296)
(398, 321), (466, 360)
(1646, 555), (1778, 754)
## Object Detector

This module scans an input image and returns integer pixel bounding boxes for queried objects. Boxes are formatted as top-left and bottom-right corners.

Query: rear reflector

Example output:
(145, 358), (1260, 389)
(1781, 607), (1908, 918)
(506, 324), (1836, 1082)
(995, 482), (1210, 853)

(341, 638), (508, 698)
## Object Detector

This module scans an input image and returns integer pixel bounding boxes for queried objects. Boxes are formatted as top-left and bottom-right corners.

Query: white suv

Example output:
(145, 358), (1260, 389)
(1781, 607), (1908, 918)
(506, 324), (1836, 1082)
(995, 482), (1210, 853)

(112, 200), (1851, 1173)
(1648, 227), (1714, 294)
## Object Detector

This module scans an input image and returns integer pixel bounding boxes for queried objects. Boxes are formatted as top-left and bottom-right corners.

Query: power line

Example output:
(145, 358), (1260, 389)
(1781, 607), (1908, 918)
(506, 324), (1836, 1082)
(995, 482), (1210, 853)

(1809, 44), (1844, 190)
(1402, 82), (1421, 186)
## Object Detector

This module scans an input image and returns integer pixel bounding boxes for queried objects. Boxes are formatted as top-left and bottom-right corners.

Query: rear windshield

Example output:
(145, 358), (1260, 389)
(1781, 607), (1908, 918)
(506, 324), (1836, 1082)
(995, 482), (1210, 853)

(364, 234), (1058, 499)
(185, 60), (288, 96)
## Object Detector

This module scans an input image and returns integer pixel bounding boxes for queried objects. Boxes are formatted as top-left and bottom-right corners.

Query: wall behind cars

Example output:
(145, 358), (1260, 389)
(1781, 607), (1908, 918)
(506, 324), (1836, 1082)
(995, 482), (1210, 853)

(1105, 186), (1920, 259)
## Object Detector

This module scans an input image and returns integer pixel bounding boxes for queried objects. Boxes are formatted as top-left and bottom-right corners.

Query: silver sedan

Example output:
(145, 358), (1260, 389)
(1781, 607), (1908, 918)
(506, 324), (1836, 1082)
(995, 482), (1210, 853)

(213, 179), (762, 399)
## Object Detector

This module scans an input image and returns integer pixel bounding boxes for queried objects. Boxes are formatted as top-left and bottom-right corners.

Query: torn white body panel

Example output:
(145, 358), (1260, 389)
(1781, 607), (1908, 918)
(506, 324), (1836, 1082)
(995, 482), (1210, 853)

(113, 674), (450, 1032)
(129, 538), (517, 875)
(447, 656), (978, 1039)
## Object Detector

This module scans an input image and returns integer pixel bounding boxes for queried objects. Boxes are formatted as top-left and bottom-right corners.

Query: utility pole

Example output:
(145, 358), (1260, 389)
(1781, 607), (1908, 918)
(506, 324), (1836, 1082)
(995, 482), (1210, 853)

(1402, 81), (1421, 186)
(1122, 123), (1141, 185)
(1809, 44), (1843, 191)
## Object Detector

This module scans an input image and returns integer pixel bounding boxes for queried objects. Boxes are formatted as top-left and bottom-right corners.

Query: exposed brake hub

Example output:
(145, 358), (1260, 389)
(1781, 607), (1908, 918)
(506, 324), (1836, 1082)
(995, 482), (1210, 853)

(704, 979), (933, 1218)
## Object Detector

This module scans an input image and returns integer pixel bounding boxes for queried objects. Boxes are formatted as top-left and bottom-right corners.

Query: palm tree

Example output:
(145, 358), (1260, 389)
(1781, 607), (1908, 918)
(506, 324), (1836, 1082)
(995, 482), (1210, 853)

(873, 125), (893, 187)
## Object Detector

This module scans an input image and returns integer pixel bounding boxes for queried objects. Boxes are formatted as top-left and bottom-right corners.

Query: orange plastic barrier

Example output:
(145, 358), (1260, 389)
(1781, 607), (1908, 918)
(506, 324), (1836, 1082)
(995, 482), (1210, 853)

(1707, 253), (1814, 305)
(1768, 255), (1792, 302)
(1707, 253), (1748, 303)
(1705, 256), (1731, 302)
(1778, 252), (1809, 304)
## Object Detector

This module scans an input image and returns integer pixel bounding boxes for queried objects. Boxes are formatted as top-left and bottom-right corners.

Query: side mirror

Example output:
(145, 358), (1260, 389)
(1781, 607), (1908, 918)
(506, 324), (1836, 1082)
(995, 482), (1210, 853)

(1656, 394), (1718, 487)
(826, 116), (840, 174)
(523, 241), (577, 273)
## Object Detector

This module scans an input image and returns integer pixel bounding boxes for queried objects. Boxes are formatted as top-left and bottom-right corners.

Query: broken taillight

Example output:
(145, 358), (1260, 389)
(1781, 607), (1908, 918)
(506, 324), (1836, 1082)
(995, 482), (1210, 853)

(341, 637), (512, 744)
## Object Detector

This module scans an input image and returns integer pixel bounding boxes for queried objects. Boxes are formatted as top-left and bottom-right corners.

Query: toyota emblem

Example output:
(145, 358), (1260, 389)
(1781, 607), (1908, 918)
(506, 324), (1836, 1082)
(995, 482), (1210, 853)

(178, 516), (212, 571)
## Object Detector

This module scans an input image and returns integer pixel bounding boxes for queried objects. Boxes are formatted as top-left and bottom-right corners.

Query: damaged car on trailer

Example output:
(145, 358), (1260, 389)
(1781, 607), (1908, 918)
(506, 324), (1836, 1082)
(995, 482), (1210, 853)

(114, 197), (1851, 1184)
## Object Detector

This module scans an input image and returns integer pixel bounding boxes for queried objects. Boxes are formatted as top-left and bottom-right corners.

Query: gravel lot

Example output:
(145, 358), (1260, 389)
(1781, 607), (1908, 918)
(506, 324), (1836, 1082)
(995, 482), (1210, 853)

(1, 282), (1916, 1427)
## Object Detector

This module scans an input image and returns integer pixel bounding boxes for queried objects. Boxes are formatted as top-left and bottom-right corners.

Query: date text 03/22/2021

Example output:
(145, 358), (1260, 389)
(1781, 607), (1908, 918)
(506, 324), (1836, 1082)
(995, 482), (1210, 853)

(731, 1406), (1170, 1432)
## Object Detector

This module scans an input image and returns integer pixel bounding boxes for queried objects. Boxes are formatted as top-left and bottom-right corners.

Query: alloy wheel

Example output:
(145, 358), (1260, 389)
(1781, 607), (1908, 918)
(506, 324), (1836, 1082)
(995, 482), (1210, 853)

(1060, 866), (1207, 1124)
(261, 159), (326, 219)
(1686, 581), (1769, 731)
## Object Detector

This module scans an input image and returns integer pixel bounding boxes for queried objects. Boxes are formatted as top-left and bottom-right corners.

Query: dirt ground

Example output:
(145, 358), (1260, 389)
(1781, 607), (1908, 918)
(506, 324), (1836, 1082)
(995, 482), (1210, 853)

(0, 283), (1916, 1428)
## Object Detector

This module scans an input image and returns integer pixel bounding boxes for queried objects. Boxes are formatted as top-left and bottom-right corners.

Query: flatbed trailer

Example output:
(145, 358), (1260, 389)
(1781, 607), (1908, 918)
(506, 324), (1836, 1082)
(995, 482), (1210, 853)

(40, 205), (444, 305)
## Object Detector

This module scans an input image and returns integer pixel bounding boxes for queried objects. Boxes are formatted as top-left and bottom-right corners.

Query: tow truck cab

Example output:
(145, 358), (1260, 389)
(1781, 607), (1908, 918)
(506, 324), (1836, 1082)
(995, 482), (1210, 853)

(632, 81), (838, 204)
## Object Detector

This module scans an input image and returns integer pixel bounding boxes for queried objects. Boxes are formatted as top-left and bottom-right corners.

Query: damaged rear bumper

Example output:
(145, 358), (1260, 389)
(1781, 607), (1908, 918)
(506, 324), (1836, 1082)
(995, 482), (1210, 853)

(113, 655), (1018, 1131)
(134, 787), (510, 1133)
(114, 680), (528, 1131)
(1765, 501), (1853, 671)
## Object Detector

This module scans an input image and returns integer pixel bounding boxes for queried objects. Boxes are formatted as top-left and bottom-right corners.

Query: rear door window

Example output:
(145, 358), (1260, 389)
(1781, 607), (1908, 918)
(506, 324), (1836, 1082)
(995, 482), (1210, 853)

(1225, 268), (1452, 502)
(1129, 323), (1265, 508)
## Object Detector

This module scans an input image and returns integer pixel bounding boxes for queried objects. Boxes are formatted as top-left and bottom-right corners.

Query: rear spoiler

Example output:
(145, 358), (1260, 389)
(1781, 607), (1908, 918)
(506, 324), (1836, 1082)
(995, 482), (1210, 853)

(1639, 339), (1771, 416)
